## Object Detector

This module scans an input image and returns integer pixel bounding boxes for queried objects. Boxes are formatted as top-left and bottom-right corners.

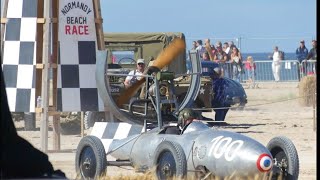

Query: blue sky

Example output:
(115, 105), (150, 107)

(101, 0), (316, 53)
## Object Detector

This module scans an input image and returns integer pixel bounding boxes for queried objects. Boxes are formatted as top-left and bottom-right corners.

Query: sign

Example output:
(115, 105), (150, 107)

(57, 0), (104, 112)
(58, 0), (96, 41)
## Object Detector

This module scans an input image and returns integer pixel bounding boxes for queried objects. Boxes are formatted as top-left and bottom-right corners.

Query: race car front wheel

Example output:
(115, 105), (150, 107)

(267, 136), (299, 180)
(75, 136), (107, 179)
(154, 141), (187, 180)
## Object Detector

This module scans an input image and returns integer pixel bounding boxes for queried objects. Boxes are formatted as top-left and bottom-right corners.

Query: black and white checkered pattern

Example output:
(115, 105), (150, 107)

(90, 122), (146, 159)
(2, 0), (38, 112)
(2, 0), (105, 112)
(57, 41), (104, 112)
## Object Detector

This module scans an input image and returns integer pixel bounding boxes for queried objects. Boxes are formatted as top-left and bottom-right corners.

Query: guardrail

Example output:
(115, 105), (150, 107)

(300, 59), (317, 79)
(217, 60), (316, 83)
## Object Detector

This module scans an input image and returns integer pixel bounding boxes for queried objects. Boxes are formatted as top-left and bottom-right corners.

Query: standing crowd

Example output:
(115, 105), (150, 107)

(191, 39), (247, 83)
(192, 38), (317, 83)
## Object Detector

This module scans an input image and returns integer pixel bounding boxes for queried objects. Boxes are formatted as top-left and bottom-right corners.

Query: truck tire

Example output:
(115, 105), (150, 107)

(24, 112), (36, 131)
(84, 112), (105, 130)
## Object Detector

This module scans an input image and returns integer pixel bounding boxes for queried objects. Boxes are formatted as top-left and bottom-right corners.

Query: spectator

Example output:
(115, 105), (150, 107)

(245, 56), (257, 88)
(296, 40), (309, 77)
(306, 40), (317, 74)
(268, 46), (283, 82)
(230, 47), (243, 82)
(191, 41), (197, 50)
(204, 38), (215, 60)
(213, 42), (227, 76)
(307, 40), (317, 60)
(296, 40), (308, 63)
(228, 41), (236, 49)
(223, 42), (232, 78)
(196, 40), (206, 58)
(202, 52), (210, 61)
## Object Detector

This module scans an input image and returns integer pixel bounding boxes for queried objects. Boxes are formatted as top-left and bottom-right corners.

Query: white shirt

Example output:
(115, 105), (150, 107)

(125, 70), (144, 84)
(273, 51), (280, 62)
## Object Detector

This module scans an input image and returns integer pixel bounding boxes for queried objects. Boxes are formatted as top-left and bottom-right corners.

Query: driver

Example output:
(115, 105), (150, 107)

(124, 58), (145, 88)
(165, 108), (198, 134)
(178, 108), (198, 131)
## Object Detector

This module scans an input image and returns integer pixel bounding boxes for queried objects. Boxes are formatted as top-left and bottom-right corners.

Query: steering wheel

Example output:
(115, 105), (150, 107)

(118, 57), (136, 65)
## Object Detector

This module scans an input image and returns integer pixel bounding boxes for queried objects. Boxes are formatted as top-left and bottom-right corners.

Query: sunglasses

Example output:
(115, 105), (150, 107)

(138, 63), (144, 66)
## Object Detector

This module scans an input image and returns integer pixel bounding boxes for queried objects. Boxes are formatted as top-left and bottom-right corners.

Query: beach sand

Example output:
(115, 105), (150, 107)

(14, 82), (317, 179)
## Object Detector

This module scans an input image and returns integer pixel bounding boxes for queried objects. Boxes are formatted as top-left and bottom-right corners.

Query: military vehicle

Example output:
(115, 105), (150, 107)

(84, 32), (247, 128)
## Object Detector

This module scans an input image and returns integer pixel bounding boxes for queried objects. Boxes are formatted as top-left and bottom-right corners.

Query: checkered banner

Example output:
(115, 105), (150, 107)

(2, 0), (38, 112)
(57, 0), (104, 112)
(90, 122), (147, 159)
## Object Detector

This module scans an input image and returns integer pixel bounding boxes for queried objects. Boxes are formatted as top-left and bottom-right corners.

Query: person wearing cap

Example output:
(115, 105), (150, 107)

(124, 58), (145, 88)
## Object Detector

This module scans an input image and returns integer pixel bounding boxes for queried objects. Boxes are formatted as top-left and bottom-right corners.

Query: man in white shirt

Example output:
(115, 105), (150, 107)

(124, 58), (145, 88)
(269, 46), (282, 82)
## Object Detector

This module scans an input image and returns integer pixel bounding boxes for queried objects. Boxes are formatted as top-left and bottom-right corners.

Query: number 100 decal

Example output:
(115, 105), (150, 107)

(208, 136), (244, 161)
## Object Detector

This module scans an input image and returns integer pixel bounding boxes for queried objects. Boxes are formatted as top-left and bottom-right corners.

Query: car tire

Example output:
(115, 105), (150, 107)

(75, 135), (107, 179)
(154, 141), (187, 180)
(267, 136), (299, 180)
(84, 112), (105, 130)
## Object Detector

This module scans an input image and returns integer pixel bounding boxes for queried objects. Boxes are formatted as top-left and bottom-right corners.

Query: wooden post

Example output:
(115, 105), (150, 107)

(93, 0), (105, 51)
(51, 0), (60, 151)
(92, 0), (115, 122)
(35, 0), (44, 132)
(0, 0), (9, 63)
(40, 0), (51, 152)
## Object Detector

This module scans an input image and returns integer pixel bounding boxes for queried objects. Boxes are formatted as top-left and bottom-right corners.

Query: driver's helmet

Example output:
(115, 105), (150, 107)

(177, 108), (197, 127)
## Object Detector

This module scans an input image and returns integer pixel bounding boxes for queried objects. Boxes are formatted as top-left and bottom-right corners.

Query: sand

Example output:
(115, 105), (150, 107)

(14, 82), (317, 179)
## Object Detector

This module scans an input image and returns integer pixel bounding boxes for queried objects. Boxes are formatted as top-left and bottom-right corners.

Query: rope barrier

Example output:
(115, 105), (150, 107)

(193, 93), (315, 111)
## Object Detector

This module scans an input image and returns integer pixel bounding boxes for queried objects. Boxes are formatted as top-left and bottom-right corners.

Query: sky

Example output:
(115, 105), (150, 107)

(100, 0), (316, 53)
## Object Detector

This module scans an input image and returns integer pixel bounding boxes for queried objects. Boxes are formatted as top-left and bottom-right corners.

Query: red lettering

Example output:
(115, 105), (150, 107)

(65, 25), (71, 34)
(64, 25), (90, 35)
(72, 26), (78, 35)
(79, 26), (83, 35)
(84, 25), (88, 35)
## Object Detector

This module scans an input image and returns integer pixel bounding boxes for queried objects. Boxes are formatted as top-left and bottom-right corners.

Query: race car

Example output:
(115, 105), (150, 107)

(75, 120), (299, 180)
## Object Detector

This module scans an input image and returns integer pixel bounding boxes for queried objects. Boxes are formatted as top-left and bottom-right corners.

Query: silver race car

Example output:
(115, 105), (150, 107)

(76, 120), (299, 180)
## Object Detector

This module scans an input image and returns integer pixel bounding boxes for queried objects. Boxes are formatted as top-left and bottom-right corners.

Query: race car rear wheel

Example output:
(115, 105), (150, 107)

(75, 136), (107, 179)
(154, 141), (187, 180)
(267, 136), (299, 180)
